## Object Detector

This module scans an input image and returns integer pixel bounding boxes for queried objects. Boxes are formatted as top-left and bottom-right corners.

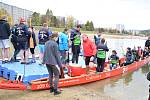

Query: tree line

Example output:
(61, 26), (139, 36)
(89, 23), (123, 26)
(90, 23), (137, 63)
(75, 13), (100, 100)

(31, 9), (95, 31)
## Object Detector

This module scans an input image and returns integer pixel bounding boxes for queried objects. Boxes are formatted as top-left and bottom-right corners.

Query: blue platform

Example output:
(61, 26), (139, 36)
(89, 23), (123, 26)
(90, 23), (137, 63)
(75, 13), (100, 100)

(0, 55), (86, 84)
(0, 61), (49, 84)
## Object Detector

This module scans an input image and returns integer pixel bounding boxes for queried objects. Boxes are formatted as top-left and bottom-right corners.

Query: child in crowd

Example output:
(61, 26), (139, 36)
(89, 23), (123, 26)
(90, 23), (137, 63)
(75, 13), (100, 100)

(108, 50), (119, 70)
(29, 27), (37, 63)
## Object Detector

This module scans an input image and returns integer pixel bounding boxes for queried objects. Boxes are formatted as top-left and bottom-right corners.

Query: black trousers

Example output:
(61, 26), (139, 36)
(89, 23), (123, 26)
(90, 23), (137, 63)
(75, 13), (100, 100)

(85, 56), (92, 66)
(12, 42), (20, 60)
(72, 45), (80, 64)
(97, 58), (105, 72)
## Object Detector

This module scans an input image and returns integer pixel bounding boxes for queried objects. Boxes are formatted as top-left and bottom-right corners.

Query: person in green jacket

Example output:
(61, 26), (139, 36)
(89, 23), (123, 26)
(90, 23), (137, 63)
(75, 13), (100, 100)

(70, 25), (81, 64)
(96, 38), (109, 72)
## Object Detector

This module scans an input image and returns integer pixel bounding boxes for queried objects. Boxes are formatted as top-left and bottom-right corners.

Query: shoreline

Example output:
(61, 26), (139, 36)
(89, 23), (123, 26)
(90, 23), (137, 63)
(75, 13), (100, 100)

(102, 34), (147, 39)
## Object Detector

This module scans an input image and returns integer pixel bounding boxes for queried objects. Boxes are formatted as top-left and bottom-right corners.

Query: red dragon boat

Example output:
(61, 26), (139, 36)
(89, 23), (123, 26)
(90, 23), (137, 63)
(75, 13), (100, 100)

(30, 57), (150, 91)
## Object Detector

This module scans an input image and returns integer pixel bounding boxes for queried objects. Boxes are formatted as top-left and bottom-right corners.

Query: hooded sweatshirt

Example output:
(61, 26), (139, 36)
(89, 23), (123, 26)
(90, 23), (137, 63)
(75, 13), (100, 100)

(0, 19), (11, 39)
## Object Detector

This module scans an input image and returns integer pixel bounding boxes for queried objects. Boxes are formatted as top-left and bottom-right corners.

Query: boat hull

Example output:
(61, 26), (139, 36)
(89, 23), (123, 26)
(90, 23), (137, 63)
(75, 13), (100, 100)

(30, 57), (150, 90)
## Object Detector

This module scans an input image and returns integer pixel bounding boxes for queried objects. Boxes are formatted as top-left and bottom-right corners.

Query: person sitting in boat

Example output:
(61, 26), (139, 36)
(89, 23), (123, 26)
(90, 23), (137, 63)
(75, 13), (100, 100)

(43, 32), (64, 95)
(82, 34), (97, 74)
(121, 47), (134, 66)
(96, 38), (109, 72)
(142, 47), (149, 59)
(108, 50), (119, 70)
(131, 46), (138, 61)
(136, 46), (143, 61)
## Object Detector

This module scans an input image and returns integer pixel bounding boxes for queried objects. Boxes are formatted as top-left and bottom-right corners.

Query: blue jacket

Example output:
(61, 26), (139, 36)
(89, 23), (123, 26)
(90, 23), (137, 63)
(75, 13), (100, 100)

(59, 32), (68, 51)
(126, 51), (134, 63)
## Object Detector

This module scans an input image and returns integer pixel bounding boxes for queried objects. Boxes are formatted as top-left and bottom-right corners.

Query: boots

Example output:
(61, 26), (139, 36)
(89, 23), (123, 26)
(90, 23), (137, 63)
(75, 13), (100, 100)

(54, 89), (61, 95)
(50, 87), (54, 93)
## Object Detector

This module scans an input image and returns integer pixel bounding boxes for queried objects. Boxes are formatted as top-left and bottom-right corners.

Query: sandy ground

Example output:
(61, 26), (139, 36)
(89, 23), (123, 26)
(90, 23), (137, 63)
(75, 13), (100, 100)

(0, 77), (114, 100)
(0, 87), (114, 100)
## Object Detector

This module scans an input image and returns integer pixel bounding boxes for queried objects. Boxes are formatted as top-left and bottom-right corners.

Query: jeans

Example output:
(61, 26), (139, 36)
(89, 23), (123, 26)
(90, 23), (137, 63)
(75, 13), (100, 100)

(110, 64), (117, 70)
(46, 64), (59, 90)
(60, 50), (67, 64)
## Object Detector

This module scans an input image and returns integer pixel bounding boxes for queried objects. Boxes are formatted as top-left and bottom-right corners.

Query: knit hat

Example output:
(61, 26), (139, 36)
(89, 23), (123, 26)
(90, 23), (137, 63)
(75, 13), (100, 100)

(20, 18), (26, 23)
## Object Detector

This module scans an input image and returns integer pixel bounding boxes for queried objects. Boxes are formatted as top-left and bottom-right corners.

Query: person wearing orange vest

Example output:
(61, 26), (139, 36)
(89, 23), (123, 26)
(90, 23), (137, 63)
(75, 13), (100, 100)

(82, 34), (97, 73)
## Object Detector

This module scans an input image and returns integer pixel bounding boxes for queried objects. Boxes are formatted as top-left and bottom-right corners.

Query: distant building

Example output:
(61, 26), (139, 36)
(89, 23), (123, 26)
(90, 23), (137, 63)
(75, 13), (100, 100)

(116, 24), (125, 33)
(0, 2), (33, 24)
(56, 16), (66, 27)
(128, 30), (140, 35)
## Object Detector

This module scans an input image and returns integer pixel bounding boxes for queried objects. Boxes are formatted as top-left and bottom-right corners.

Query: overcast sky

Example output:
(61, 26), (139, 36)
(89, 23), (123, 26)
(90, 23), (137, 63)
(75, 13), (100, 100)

(2, 0), (150, 30)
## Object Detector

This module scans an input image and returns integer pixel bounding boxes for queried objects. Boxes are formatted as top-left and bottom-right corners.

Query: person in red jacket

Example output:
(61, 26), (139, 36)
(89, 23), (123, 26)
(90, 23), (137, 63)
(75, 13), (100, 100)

(82, 34), (97, 73)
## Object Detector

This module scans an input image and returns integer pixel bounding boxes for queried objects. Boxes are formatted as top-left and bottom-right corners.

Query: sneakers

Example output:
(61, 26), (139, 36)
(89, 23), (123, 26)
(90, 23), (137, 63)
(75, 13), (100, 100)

(9, 58), (20, 63)
(2, 61), (5, 64)
(21, 61), (31, 65)
(54, 89), (61, 95)
(31, 60), (36, 63)
(49, 87), (61, 95)
(50, 87), (54, 93)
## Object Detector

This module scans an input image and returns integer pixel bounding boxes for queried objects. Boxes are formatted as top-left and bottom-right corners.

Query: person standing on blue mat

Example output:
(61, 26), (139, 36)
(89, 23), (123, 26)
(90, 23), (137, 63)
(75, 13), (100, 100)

(58, 28), (69, 65)
(28, 27), (37, 63)
(10, 24), (20, 62)
(0, 16), (11, 64)
(17, 18), (30, 64)
(43, 32), (64, 95)
(70, 25), (82, 64)
(38, 23), (52, 65)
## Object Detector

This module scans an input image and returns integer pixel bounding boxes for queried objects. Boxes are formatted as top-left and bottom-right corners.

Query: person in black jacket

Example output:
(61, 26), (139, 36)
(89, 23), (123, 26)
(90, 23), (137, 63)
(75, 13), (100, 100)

(70, 25), (81, 64)
(96, 38), (109, 72)
(17, 18), (30, 64)
(0, 16), (11, 64)
(10, 24), (20, 62)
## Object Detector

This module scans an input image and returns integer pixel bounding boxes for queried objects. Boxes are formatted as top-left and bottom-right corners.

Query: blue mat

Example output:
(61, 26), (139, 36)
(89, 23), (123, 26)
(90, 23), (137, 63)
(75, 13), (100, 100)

(0, 55), (86, 84)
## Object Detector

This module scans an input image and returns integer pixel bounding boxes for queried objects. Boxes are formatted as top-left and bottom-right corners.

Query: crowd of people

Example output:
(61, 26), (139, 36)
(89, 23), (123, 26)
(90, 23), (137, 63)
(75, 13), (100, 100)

(0, 16), (150, 95)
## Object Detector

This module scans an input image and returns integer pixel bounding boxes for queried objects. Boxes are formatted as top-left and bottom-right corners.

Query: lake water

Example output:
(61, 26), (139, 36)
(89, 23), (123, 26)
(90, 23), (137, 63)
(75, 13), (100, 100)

(82, 65), (150, 100)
